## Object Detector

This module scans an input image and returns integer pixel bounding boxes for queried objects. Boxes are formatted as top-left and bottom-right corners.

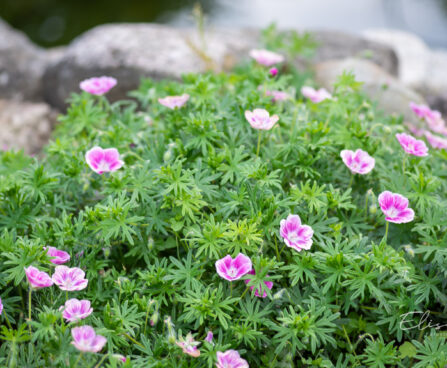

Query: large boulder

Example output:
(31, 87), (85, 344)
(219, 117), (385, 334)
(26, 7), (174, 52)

(314, 58), (425, 123)
(44, 23), (399, 110)
(307, 31), (398, 76)
(0, 19), (48, 101)
(0, 100), (58, 154)
(43, 24), (260, 109)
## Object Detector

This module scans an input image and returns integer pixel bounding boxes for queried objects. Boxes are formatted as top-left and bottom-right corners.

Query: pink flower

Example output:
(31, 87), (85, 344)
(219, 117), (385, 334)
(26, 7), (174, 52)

(205, 331), (214, 344)
(396, 133), (428, 157)
(280, 214), (313, 252)
(424, 131), (447, 150)
(85, 146), (124, 174)
(52, 266), (88, 291)
(216, 350), (249, 368)
(0, 298), (3, 315)
(244, 270), (273, 298)
(71, 325), (106, 353)
(269, 67), (278, 76)
(301, 86), (332, 103)
(215, 253), (252, 282)
(24, 266), (53, 289)
(340, 149), (375, 175)
(45, 246), (70, 265)
(175, 333), (201, 357)
(409, 102), (432, 119)
(406, 123), (425, 137)
(61, 298), (93, 322)
(79, 76), (117, 95)
(249, 49), (284, 67)
(378, 191), (415, 224)
(245, 109), (279, 130)
(112, 354), (127, 363)
(158, 94), (190, 109)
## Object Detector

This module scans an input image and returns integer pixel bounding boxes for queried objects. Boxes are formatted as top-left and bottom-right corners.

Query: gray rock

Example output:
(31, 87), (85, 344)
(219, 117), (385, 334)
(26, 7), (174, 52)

(44, 23), (399, 110)
(314, 58), (425, 123)
(362, 29), (429, 88)
(0, 19), (48, 101)
(309, 31), (398, 76)
(0, 99), (58, 154)
(43, 23), (260, 109)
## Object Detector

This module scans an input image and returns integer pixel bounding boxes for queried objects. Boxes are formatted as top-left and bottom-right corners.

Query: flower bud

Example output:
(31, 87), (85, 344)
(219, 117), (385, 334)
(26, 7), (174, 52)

(369, 204), (377, 214)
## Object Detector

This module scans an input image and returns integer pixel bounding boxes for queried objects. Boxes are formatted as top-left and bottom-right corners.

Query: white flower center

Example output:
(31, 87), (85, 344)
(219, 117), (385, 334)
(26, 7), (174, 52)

(97, 160), (110, 172)
(288, 231), (299, 244)
(387, 207), (399, 218)
(227, 267), (238, 277)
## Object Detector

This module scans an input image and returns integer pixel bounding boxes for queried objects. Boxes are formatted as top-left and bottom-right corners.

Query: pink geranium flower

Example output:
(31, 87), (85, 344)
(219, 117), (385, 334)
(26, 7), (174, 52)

(52, 266), (88, 291)
(244, 270), (273, 298)
(85, 146), (124, 174)
(396, 133), (428, 157)
(409, 102), (432, 119)
(249, 49), (284, 67)
(158, 94), (190, 109)
(424, 131), (447, 149)
(215, 253), (252, 282)
(269, 67), (278, 76)
(280, 214), (314, 252)
(175, 333), (201, 357)
(71, 325), (106, 353)
(205, 331), (214, 344)
(24, 266), (53, 289)
(112, 354), (127, 363)
(245, 109), (279, 130)
(301, 86), (332, 103)
(61, 298), (93, 322)
(340, 149), (375, 175)
(80, 76), (117, 95)
(216, 350), (249, 368)
(45, 246), (70, 265)
(378, 191), (415, 224)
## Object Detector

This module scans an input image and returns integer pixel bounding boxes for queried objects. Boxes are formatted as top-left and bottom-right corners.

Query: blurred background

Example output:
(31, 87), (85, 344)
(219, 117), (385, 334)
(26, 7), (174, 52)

(2, 0), (447, 48)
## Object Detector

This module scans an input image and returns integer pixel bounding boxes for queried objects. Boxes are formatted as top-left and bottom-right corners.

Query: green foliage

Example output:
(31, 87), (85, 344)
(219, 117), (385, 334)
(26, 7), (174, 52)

(1, 30), (447, 368)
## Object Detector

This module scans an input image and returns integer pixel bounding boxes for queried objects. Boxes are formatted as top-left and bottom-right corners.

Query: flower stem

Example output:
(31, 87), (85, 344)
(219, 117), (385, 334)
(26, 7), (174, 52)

(384, 221), (389, 243)
(349, 175), (354, 187)
(239, 287), (249, 301)
(123, 333), (144, 348)
(274, 237), (280, 260)
(278, 243), (287, 257)
(256, 131), (262, 157)
(74, 352), (83, 368)
(3, 310), (12, 329)
(94, 354), (108, 368)
(28, 287), (32, 334)
(230, 282), (233, 297)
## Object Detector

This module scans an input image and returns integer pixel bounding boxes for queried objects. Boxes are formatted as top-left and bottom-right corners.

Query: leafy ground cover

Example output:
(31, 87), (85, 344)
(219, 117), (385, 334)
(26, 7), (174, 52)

(1, 29), (447, 367)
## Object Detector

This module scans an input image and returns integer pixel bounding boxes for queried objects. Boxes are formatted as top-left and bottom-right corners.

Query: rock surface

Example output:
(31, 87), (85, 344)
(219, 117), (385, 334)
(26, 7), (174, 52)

(363, 29), (447, 115)
(43, 24), (260, 109)
(0, 100), (58, 154)
(314, 58), (425, 123)
(0, 19), (48, 101)
(309, 31), (398, 76)
(43, 23), (399, 110)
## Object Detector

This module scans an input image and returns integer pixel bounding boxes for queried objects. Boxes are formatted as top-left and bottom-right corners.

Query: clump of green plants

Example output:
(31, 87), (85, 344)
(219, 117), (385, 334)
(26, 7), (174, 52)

(1, 28), (447, 368)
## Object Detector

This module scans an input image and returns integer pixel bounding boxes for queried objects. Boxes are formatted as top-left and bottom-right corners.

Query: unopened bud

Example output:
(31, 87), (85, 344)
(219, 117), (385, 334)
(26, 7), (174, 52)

(369, 204), (377, 214)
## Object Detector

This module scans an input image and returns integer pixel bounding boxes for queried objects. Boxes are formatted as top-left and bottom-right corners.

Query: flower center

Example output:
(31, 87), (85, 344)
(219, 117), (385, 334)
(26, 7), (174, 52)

(387, 207), (399, 218)
(288, 231), (299, 244)
(97, 160), (109, 172)
(227, 267), (238, 277)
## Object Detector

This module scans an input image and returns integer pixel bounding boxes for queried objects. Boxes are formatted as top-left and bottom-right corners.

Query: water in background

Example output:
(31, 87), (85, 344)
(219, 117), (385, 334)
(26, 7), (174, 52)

(2, 0), (447, 48)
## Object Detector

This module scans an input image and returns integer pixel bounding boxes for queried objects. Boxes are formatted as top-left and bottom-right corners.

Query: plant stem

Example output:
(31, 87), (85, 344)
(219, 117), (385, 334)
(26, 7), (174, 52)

(230, 282), (233, 298)
(349, 175), (354, 187)
(384, 221), (389, 243)
(238, 287), (250, 302)
(123, 333), (144, 348)
(28, 288), (32, 334)
(93, 354), (108, 368)
(65, 291), (68, 302)
(3, 311), (12, 329)
(274, 237), (280, 260)
(364, 192), (369, 219)
(256, 131), (262, 157)
(278, 243), (287, 257)
(74, 352), (83, 368)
